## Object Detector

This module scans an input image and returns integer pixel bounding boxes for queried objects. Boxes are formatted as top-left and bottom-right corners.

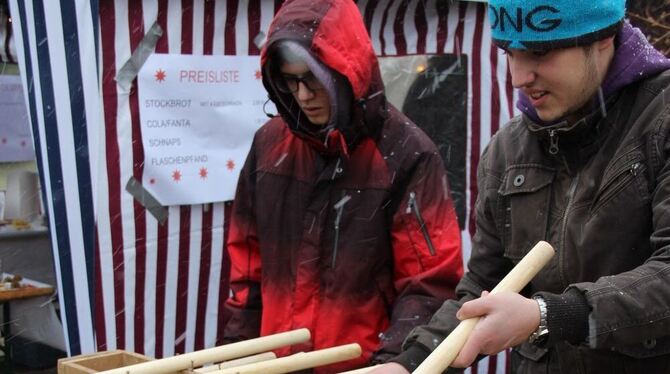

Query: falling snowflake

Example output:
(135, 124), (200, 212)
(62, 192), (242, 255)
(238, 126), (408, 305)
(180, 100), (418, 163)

(255, 70), (262, 80)
(199, 167), (208, 179)
(155, 69), (167, 82)
(226, 159), (235, 171)
(172, 170), (182, 182)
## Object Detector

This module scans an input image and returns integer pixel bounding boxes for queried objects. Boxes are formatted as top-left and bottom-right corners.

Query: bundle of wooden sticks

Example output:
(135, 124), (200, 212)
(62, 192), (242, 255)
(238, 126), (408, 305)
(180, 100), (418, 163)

(61, 328), (361, 374)
(61, 242), (553, 374)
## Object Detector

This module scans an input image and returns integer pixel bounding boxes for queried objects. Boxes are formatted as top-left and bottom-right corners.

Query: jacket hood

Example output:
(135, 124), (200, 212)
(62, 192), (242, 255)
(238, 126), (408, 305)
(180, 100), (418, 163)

(260, 0), (387, 156)
(518, 21), (670, 126)
(600, 21), (670, 97)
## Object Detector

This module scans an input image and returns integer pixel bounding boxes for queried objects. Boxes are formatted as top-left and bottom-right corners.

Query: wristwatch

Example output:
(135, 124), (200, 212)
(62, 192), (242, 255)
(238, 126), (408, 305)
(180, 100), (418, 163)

(528, 295), (549, 345)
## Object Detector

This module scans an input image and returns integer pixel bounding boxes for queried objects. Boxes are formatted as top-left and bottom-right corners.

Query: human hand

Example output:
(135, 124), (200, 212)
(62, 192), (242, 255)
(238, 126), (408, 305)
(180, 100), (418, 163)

(365, 362), (410, 374)
(450, 291), (540, 368)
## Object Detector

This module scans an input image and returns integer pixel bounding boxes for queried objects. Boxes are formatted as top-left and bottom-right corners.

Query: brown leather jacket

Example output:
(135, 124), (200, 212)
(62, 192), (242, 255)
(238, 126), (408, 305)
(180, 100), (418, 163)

(396, 69), (670, 373)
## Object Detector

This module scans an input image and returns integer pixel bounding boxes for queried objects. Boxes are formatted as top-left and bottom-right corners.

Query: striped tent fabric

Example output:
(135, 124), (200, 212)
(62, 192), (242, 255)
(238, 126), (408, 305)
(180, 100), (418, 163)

(93, 0), (286, 357)
(8, 0), (99, 356)
(9, 0), (516, 373)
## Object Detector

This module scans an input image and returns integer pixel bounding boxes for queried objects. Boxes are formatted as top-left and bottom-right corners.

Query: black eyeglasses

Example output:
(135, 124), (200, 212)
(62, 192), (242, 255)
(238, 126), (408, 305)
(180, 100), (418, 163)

(276, 72), (324, 93)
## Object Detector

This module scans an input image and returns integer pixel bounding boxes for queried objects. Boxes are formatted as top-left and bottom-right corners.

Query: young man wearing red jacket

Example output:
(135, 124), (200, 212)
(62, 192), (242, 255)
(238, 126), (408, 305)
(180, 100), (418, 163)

(223, 0), (463, 372)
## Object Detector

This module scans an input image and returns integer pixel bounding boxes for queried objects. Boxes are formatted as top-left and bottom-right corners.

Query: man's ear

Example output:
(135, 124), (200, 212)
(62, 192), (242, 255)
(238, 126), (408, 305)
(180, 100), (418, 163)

(595, 35), (615, 51)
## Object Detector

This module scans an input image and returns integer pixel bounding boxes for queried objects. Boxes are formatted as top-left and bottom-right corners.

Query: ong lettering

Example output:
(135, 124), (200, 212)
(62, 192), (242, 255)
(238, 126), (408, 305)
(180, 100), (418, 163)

(489, 5), (562, 33)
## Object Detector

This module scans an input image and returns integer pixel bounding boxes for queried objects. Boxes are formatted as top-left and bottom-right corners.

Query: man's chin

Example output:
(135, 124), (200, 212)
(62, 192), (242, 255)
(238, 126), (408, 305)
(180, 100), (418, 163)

(535, 109), (563, 123)
(308, 117), (328, 126)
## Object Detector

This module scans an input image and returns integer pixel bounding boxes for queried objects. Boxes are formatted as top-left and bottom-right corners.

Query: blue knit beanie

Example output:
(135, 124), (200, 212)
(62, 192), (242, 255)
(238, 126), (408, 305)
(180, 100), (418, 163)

(488, 0), (626, 50)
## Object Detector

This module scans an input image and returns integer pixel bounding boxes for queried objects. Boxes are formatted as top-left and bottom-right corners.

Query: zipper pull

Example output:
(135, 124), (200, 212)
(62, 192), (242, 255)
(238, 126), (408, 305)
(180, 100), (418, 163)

(630, 162), (641, 176)
(332, 195), (351, 268)
(549, 130), (559, 155)
(331, 158), (343, 180)
(407, 192), (437, 256)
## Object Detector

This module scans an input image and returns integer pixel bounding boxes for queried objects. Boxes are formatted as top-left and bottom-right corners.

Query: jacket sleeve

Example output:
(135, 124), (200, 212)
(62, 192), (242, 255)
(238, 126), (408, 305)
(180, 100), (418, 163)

(374, 148), (464, 362)
(223, 140), (263, 343)
(565, 91), (670, 354)
(390, 146), (513, 371)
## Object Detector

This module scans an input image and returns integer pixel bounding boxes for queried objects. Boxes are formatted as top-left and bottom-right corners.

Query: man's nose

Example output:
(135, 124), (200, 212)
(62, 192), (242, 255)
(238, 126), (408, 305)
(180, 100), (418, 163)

(510, 56), (537, 88)
(297, 81), (315, 101)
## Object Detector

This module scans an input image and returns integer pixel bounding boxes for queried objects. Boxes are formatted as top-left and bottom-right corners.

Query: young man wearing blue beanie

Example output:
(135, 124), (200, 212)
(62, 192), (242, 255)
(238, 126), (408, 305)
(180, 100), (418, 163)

(371, 0), (670, 373)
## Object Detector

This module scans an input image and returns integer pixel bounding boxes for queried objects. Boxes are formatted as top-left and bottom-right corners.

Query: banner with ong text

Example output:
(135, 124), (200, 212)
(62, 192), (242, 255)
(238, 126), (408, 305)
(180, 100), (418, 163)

(138, 54), (274, 205)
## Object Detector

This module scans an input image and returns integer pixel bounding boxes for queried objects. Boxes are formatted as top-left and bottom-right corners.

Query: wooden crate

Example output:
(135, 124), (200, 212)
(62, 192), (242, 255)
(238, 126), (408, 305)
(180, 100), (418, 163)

(57, 350), (152, 374)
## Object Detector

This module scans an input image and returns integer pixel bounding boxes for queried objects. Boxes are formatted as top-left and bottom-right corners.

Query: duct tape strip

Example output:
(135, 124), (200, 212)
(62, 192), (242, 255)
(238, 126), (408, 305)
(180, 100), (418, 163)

(126, 176), (168, 224)
(115, 21), (163, 93)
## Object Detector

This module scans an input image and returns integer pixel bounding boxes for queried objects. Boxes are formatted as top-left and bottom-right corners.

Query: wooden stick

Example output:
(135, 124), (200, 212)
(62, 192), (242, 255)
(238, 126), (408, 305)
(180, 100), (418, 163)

(98, 329), (310, 374)
(413, 241), (555, 374)
(193, 352), (278, 373)
(213, 343), (362, 374)
(336, 364), (380, 374)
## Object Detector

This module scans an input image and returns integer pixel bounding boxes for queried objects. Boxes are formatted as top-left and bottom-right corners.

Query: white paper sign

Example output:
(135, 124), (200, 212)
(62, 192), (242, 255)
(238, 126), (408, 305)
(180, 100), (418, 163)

(0, 75), (35, 162)
(138, 54), (274, 205)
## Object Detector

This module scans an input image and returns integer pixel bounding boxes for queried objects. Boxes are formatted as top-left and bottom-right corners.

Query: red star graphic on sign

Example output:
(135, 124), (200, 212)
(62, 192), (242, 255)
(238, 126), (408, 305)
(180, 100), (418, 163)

(199, 167), (208, 179)
(172, 170), (182, 182)
(255, 70), (262, 80)
(226, 159), (236, 171)
(155, 69), (167, 82)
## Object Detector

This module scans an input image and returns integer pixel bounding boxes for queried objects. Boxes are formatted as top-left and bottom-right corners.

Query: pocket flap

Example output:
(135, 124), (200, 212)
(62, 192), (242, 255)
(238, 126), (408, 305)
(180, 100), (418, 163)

(500, 165), (555, 196)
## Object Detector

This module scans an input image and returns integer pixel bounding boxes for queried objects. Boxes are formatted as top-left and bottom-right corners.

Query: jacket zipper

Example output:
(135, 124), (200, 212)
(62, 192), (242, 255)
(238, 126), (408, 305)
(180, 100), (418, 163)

(558, 172), (579, 288)
(407, 192), (436, 256)
(548, 130), (559, 155)
(332, 194), (351, 267)
(590, 161), (642, 214)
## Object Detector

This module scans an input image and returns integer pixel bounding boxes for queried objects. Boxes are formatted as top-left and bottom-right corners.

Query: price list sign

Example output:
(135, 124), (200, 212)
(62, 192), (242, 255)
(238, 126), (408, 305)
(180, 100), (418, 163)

(138, 54), (274, 205)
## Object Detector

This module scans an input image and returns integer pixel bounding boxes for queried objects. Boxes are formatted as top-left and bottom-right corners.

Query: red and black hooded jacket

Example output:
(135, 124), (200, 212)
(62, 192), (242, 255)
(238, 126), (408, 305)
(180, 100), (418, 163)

(224, 0), (463, 372)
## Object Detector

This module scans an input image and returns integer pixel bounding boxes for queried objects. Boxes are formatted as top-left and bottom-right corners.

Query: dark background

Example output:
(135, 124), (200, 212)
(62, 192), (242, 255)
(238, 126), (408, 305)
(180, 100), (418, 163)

(628, 0), (670, 56)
